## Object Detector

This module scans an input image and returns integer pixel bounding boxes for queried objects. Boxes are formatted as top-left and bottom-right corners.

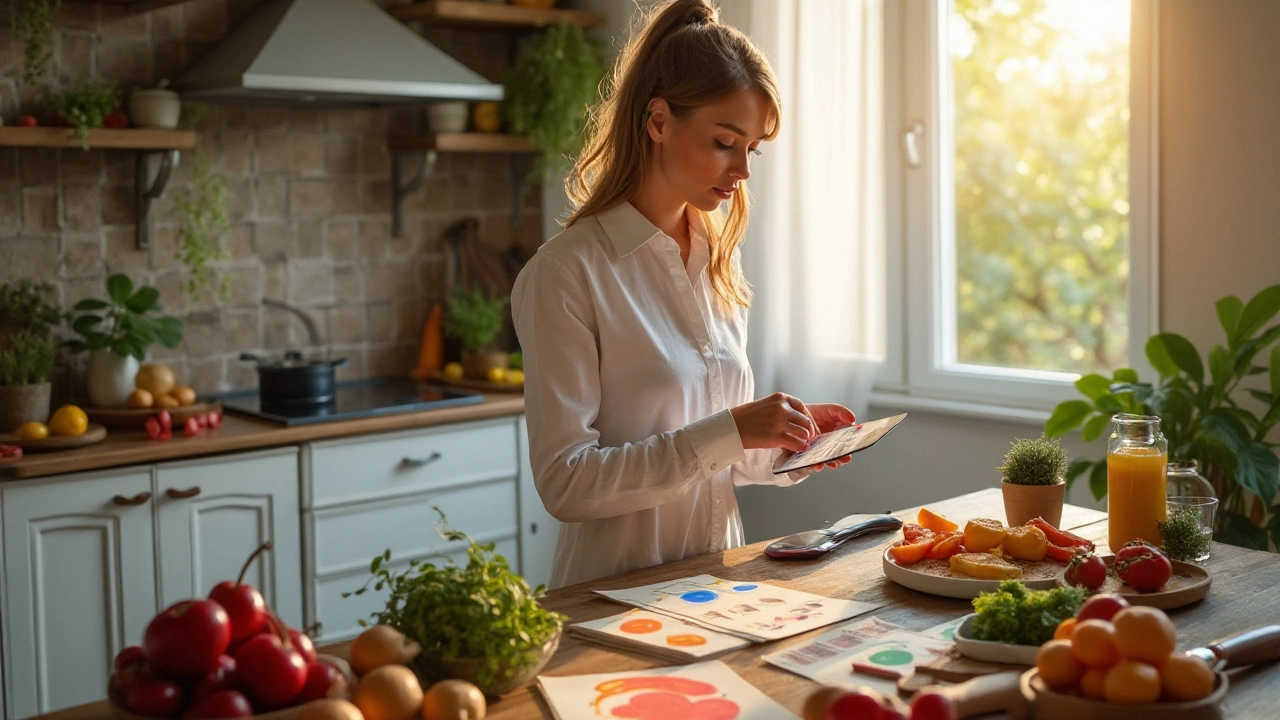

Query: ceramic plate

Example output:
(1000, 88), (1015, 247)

(952, 613), (1039, 665)
(881, 547), (1062, 599)
(1056, 555), (1211, 609)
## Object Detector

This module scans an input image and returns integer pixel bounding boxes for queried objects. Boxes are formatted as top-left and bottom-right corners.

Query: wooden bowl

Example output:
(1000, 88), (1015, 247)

(1056, 555), (1212, 610)
(86, 401), (222, 430)
(1020, 668), (1227, 720)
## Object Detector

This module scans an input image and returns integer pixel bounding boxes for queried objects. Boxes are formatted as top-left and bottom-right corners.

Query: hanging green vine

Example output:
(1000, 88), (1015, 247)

(19, 0), (60, 86)
(173, 103), (232, 302)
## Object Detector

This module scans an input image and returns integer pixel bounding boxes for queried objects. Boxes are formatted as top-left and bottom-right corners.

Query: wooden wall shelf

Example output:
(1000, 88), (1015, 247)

(0, 127), (196, 151)
(66, 0), (199, 14)
(389, 0), (603, 31)
(388, 132), (537, 153)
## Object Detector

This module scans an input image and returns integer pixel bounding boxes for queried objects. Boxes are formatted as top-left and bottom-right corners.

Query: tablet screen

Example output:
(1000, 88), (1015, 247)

(772, 413), (907, 474)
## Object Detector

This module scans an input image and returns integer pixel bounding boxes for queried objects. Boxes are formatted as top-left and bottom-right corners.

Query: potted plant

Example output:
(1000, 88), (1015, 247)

(1045, 283), (1280, 550)
(0, 330), (58, 432)
(66, 274), (184, 407)
(502, 24), (605, 176)
(999, 435), (1069, 528)
(46, 81), (124, 149)
(18, 0), (59, 86)
(444, 287), (509, 380)
(346, 510), (566, 698)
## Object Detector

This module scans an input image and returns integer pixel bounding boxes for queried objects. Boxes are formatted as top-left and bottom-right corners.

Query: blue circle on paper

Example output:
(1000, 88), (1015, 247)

(680, 590), (718, 604)
(732, 584), (758, 592)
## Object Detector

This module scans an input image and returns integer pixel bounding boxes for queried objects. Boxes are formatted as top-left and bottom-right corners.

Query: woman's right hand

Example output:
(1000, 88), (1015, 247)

(729, 392), (818, 452)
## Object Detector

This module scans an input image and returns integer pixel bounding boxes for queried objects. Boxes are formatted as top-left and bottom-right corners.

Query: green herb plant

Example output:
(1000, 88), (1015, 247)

(47, 81), (121, 148)
(66, 274), (183, 361)
(1045, 283), (1280, 550)
(0, 329), (57, 386)
(0, 280), (68, 339)
(444, 287), (508, 353)
(502, 24), (605, 176)
(1158, 507), (1212, 562)
(345, 509), (565, 691)
(171, 102), (232, 302)
(971, 580), (1086, 646)
(999, 435), (1069, 486)
(18, 0), (60, 86)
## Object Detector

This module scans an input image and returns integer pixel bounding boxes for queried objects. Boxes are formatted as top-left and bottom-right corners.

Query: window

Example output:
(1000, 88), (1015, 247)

(889, 0), (1157, 410)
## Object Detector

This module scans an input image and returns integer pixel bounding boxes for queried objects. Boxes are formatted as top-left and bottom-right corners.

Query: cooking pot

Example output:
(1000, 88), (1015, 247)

(240, 351), (349, 404)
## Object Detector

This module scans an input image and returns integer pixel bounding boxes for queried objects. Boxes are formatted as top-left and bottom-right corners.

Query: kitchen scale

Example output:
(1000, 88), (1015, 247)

(214, 378), (483, 426)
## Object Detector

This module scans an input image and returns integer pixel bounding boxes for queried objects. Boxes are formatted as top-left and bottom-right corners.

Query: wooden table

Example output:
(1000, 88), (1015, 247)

(36, 489), (1280, 720)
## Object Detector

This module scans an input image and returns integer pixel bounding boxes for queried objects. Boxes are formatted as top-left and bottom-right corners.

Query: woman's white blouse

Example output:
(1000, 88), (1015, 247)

(512, 201), (811, 589)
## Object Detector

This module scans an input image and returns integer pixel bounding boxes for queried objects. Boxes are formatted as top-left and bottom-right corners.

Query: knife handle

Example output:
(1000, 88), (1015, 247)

(1207, 624), (1280, 669)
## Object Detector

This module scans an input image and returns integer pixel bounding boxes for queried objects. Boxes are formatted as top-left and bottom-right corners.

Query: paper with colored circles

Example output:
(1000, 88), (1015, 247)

(570, 609), (751, 662)
(593, 574), (880, 642)
(762, 616), (952, 693)
(537, 659), (796, 720)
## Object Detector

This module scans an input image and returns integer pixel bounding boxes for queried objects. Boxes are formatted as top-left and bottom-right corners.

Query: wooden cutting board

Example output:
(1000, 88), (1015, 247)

(0, 424), (108, 452)
(86, 401), (222, 430)
(915, 645), (1030, 683)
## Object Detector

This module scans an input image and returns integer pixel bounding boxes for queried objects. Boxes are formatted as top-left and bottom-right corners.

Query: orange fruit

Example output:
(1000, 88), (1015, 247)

(1036, 639), (1084, 692)
(353, 665), (423, 720)
(1113, 606), (1177, 665)
(1070, 619), (1120, 667)
(127, 388), (154, 409)
(135, 363), (176, 397)
(1103, 660), (1162, 703)
(917, 507), (958, 533)
(171, 385), (197, 406)
(48, 405), (88, 437)
(1080, 666), (1109, 700)
(15, 422), (49, 440)
(1160, 654), (1216, 702)
(1053, 617), (1078, 641)
(156, 394), (180, 409)
(421, 680), (485, 720)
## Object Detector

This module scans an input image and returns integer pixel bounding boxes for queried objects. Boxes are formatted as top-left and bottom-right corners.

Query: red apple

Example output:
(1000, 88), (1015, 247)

(143, 599), (231, 679)
(289, 628), (317, 664)
(103, 110), (129, 129)
(910, 692), (958, 720)
(114, 646), (147, 672)
(17, 114), (37, 128)
(192, 655), (237, 701)
(125, 675), (185, 718)
(1076, 593), (1131, 623)
(294, 661), (346, 704)
(233, 618), (307, 709)
(209, 543), (272, 642)
(183, 690), (254, 720)
(825, 690), (884, 720)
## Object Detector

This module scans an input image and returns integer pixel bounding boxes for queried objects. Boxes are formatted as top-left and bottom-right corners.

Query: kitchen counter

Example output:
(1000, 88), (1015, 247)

(0, 394), (524, 481)
(33, 488), (1280, 720)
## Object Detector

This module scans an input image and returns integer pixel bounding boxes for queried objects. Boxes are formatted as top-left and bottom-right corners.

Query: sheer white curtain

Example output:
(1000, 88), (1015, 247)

(723, 0), (887, 419)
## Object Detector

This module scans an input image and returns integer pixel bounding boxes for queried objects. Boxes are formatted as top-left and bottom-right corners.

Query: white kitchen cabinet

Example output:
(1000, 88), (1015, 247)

(517, 415), (559, 590)
(1, 468), (159, 719)
(155, 448), (303, 629)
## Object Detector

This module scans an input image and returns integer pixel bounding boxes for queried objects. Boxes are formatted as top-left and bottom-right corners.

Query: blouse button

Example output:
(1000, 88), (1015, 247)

(710, 462), (718, 471)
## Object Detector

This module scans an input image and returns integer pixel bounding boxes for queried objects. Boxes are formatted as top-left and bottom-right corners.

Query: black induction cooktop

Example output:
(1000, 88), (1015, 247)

(214, 378), (483, 426)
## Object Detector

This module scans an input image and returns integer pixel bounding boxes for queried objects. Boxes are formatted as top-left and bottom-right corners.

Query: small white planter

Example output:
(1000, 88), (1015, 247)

(426, 102), (469, 133)
(129, 81), (182, 129)
(87, 349), (140, 407)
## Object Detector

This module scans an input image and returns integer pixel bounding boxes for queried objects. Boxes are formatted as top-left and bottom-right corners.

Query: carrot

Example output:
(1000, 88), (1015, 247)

(1027, 517), (1095, 551)
(409, 303), (444, 382)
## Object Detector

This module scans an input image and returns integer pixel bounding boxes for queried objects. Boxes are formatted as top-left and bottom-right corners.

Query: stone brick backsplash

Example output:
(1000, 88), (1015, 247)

(0, 0), (542, 397)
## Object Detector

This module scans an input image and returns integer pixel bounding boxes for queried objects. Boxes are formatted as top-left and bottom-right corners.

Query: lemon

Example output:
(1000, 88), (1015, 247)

(506, 369), (525, 385)
(15, 422), (49, 440)
(442, 362), (464, 380)
(48, 405), (88, 437)
(486, 366), (507, 384)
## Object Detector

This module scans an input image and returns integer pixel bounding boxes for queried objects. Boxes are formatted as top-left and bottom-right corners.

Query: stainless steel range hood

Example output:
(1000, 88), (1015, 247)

(173, 0), (503, 105)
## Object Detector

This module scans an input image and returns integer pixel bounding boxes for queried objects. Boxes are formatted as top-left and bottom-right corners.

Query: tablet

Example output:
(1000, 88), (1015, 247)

(772, 413), (907, 474)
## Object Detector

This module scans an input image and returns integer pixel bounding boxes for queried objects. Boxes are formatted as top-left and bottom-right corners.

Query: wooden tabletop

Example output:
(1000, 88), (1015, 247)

(34, 488), (1280, 720)
(0, 394), (524, 481)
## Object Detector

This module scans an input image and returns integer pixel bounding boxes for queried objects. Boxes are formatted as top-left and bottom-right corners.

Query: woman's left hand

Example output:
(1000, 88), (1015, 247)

(803, 403), (857, 472)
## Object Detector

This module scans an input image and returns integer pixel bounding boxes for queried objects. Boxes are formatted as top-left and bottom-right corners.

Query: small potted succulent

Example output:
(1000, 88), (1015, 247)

(999, 435), (1069, 528)
(443, 287), (509, 380)
(0, 281), (67, 431)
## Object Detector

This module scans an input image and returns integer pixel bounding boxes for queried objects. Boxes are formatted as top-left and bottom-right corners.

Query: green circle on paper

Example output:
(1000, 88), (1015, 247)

(868, 649), (913, 666)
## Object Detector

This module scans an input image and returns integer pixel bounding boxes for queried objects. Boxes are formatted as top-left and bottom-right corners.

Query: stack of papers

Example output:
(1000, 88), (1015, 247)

(763, 616), (956, 693)
(569, 608), (751, 662)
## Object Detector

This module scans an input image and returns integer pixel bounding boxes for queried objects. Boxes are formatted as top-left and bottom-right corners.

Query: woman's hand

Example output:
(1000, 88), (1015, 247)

(730, 392), (818, 453)
(805, 403), (857, 472)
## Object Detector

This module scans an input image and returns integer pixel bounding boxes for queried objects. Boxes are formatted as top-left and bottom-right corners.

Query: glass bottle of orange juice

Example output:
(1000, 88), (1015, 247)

(1107, 414), (1168, 552)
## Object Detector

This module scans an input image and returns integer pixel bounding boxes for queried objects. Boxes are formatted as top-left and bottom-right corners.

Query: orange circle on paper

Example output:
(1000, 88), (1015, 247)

(619, 618), (663, 634)
(666, 634), (708, 647)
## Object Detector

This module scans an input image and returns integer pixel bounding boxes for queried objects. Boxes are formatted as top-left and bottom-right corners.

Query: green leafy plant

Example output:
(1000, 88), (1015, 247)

(18, 0), (60, 86)
(345, 509), (565, 691)
(999, 435), (1068, 486)
(444, 287), (508, 353)
(0, 329), (57, 386)
(0, 280), (67, 339)
(172, 102), (232, 302)
(502, 24), (605, 176)
(1158, 506), (1212, 563)
(66, 274), (183, 361)
(46, 81), (120, 147)
(1046, 283), (1280, 551)
(971, 580), (1086, 646)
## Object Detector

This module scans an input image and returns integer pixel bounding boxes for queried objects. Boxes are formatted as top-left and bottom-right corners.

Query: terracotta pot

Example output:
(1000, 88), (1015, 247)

(0, 381), (51, 432)
(1002, 479), (1066, 528)
(462, 350), (509, 380)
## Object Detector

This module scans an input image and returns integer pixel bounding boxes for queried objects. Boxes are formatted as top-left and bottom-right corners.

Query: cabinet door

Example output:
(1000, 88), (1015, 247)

(156, 448), (303, 629)
(2, 468), (158, 719)
(517, 415), (560, 590)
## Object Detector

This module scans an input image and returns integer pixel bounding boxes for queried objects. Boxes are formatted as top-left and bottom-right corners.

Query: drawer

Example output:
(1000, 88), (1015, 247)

(306, 419), (517, 508)
(313, 538), (519, 643)
(311, 478), (517, 575)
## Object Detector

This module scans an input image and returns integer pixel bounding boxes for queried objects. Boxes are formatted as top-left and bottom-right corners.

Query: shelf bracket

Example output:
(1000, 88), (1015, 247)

(391, 149), (438, 238)
(510, 152), (536, 229)
(135, 149), (180, 249)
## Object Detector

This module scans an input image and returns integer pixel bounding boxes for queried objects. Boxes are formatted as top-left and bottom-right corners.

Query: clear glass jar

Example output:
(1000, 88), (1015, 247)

(1167, 460), (1216, 499)
(1107, 414), (1168, 553)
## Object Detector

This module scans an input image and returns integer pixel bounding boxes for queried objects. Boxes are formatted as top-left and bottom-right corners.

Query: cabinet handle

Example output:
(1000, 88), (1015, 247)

(400, 452), (442, 468)
(166, 486), (202, 499)
(112, 491), (152, 506)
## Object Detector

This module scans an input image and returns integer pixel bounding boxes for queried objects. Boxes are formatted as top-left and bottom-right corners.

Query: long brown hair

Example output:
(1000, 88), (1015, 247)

(566, 0), (781, 309)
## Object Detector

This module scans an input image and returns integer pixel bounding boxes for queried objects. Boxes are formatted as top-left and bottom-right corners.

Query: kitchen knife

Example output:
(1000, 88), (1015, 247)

(1184, 624), (1280, 670)
(764, 513), (903, 559)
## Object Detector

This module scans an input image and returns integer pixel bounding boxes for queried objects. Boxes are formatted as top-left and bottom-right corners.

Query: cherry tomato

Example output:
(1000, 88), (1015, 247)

(1064, 552), (1107, 591)
(0, 443), (22, 458)
(157, 410), (173, 432)
(145, 417), (168, 441)
(184, 417), (202, 437)
(17, 115), (37, 127)
(207, 411), (222, 429)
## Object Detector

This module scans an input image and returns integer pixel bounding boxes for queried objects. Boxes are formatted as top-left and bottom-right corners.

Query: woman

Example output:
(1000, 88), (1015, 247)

(512, 0), (857, 589)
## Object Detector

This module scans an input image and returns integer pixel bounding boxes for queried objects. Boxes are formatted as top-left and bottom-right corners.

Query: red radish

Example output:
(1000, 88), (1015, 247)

(207, 411), (222, 429)
(144, 417), (171, 441)
(196, 413), (209, 429)
(192, 655), (237, 701)
(184, 417), (201, 436)
(0, 444), (22, 458)
(114, 645), (147, 672)
(125, 675), (185, 718)
(289, 628), (317, 664)
(143, 599), (231, 679)
(182, 690), (254, 719)
(209, 543), (272, 642)
(157, 410), (173, 432)
(294, 661), (346, 703)
(233, 615), (308, 709)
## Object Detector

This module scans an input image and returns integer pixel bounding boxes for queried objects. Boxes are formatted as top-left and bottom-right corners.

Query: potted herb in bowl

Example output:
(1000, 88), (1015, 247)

(0, 281), (67, 431)
(347, 510), (566, 698)
(1000, 435), (1069, 528)
(444, 287), (509, 380)
(67, 274), (183, 407)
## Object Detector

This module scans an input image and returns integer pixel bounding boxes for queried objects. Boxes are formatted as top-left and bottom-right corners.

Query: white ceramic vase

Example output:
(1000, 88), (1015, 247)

(87, 349), (139, 407)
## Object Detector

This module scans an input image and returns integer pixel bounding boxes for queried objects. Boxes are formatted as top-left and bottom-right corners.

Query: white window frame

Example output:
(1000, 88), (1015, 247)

(880, 0), (1159, 413)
